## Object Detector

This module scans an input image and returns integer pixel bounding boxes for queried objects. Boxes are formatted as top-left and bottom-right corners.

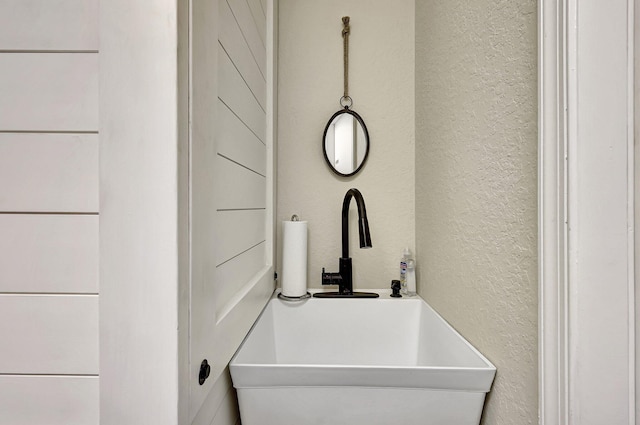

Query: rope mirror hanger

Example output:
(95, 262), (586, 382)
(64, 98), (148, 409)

(322, 16), (370, 178)
(340, 17), (353, 109)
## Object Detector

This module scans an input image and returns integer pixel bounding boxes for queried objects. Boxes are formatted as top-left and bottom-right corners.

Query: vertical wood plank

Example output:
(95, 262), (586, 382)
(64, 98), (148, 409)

(189, 0), (220, 419)
(100, 0), (181, 423)
(569, 0), (636, 422)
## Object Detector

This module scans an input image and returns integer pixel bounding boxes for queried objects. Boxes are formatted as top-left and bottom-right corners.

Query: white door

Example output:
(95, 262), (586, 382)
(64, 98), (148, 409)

(188, 0), (276, 419)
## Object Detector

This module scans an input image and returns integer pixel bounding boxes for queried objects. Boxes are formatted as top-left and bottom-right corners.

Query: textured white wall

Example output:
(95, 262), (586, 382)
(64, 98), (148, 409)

(277, 0), (415, 290)
(415, 1), (538, 425)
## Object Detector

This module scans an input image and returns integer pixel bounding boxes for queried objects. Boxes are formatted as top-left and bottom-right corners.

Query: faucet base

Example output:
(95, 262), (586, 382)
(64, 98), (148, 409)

(313, 291), (379, 299)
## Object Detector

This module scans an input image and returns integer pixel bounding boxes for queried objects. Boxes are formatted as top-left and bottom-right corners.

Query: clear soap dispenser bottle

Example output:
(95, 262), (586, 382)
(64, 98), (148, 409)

(400, 247), (412, 295)
(405, 258), (416, 296)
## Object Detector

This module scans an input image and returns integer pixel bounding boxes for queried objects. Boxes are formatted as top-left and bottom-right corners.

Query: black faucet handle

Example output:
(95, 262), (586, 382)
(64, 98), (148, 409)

(390, 280), (402, 297)
(322, 267), (342, 286)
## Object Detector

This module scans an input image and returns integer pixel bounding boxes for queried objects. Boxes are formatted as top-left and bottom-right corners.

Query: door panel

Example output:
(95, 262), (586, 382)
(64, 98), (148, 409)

(188, 0), (275, 420)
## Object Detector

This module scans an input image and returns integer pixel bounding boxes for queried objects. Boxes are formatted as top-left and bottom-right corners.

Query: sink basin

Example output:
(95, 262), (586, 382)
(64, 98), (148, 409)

(230, 290), (496, 425)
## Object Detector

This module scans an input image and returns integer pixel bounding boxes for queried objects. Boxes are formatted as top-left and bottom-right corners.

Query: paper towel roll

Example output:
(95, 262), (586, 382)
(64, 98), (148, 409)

(281, 219), (308, 297)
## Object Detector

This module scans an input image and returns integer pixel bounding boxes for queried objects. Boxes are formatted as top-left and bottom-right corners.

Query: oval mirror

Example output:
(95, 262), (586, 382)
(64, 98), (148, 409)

(322, 108), (370, 177)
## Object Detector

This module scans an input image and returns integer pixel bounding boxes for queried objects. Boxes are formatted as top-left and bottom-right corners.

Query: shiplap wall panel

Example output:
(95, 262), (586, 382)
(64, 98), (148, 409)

(215, 242), (265, 312)
(217, 100), (266, 174)
(216, 156), (266, 210)
(0, 2), (100, 424)
(0, 214), (98, 293)
(0, 54), (98, 131)
(227, 0), (266, 78)
(0, 133), (98, 212)
(0, 376), (98, 425)
(216, 210), (266, 266)
(246, 0), (266, 48)
(260, 0), (267, 18)
(218, 46), (265, 141)
(220, 0), (266, 110)
(0, 0), (98, 51)
(0, 295), (98, 374)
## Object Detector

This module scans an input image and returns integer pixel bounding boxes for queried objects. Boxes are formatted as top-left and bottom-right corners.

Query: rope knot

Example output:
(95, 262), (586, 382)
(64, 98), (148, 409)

(341, 17), (351, 100)
(342, 16), (350, 37)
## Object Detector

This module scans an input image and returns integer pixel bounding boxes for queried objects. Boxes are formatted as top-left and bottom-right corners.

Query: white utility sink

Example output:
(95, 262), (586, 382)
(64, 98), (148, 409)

(230, 290), (496, 425)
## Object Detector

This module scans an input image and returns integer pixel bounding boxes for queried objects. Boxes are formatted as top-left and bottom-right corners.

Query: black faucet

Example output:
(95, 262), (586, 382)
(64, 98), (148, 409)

(315, 188), (379, 298)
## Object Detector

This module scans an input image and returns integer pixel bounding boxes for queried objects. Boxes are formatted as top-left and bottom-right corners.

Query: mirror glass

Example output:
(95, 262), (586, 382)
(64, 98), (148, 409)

(323, 109), (369, 177)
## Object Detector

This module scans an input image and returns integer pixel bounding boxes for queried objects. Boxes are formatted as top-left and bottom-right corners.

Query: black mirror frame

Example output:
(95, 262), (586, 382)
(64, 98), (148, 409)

(322, 108), (370, 177)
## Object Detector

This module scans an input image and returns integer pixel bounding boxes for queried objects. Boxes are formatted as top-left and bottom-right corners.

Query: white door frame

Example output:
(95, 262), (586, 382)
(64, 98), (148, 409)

(539, 0), (636, 424)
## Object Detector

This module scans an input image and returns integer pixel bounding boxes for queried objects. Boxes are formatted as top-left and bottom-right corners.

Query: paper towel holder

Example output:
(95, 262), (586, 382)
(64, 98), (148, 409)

(277, 291), (311, 301)
(278, 214), (311, 302)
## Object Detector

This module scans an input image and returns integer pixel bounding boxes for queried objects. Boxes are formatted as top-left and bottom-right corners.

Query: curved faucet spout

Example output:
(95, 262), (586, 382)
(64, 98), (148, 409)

(341, 188), (372, 259)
